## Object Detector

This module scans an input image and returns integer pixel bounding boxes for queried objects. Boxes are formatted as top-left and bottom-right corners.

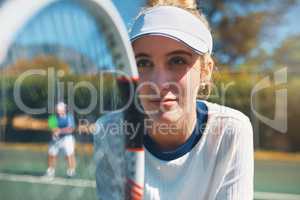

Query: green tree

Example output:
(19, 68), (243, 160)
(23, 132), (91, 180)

(1, 55), (70, 76)
(273, 34), (300, 73)
(199, 0), (297, 66)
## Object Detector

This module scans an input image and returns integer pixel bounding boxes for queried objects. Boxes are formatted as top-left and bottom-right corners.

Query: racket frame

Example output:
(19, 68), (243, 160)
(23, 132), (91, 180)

(0, 0), (144, 199)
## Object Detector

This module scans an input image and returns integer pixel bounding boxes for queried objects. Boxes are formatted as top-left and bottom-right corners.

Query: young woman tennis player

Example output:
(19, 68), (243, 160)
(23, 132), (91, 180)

(95, 0), (254, 199)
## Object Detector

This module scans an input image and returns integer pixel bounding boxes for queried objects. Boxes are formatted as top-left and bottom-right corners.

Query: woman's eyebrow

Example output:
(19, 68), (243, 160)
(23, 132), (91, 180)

(167, 50), (193, 57)
(135, 53), (150, 58)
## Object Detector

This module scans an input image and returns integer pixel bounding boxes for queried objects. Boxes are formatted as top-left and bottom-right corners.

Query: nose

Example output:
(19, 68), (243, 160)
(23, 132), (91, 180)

(151, 67), (171, 93)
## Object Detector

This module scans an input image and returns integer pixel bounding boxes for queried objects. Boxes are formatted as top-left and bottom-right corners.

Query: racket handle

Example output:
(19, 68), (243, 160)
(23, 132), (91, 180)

(126, 151), (144, 200)
(118, 77), (145, 200)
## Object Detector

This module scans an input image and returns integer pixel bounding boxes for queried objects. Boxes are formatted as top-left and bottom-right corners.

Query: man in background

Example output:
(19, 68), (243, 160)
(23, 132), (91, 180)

(45, 102), (76, 178)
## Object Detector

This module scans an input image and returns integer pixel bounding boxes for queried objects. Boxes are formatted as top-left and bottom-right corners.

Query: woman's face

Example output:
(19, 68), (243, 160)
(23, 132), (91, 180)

(132, 35), (204, 124)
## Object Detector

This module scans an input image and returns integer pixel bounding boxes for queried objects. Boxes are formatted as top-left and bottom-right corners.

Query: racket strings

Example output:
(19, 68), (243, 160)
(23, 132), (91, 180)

(1, 1), (135, 199)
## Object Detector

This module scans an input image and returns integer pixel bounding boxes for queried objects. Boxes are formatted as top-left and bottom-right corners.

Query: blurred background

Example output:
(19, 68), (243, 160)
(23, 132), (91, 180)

(0, 0), (299, 200)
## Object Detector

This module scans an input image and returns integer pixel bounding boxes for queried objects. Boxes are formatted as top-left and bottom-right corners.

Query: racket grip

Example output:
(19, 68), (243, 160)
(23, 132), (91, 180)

(126, 151), (144, 200)
(118, 77), (145, 200)
(117, 77), (144, 149)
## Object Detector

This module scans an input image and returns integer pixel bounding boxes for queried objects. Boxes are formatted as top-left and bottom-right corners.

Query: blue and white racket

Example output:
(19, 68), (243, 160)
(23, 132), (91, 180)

(0, 0), (144, 199)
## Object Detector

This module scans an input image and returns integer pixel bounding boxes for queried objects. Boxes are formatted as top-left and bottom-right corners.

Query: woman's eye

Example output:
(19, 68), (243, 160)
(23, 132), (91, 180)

(168, 56), (188, 66)
(136, 59), (153, 68)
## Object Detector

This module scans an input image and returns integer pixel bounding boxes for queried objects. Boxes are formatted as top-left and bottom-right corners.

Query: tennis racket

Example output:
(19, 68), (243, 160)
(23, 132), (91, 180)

(0, 0), (144, 199)
(48, 113), (60, 141)
(48, 114), (58, 130)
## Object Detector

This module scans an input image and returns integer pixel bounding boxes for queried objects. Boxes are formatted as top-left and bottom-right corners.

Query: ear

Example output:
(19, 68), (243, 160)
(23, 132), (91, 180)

(200, 55), (214, 82)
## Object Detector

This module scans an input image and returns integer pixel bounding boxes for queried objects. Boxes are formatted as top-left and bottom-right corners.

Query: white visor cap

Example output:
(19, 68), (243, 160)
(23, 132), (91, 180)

(130, 6), (213, 55)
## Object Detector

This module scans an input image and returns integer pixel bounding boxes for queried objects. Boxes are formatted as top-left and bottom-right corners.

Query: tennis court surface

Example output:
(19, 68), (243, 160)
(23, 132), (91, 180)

(0, 143), (96, 200)
(0, 144), (300, 200)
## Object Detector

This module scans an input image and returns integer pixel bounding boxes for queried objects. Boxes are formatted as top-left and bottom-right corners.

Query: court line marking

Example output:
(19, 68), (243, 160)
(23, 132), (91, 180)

(0, 173), (96, 188)
(254, 191), (300, 200)
(1, 172), (300, 200)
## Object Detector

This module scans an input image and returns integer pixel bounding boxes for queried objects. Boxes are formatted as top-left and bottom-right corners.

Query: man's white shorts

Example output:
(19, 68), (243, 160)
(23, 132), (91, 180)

(48, 135), (75, 156)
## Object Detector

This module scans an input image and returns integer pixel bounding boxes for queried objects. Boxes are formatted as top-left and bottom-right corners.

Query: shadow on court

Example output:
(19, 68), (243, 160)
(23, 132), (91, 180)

(1, 169), (45, 177)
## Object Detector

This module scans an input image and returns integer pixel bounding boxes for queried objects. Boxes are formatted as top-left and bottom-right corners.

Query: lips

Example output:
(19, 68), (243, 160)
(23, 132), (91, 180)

(150, 97), (177, 102)
(149, 97), (178, 107)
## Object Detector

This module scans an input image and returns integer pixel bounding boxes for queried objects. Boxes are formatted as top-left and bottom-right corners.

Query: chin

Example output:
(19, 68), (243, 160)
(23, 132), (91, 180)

(150, 110), (182, 124)
(143, 102), (183, 123)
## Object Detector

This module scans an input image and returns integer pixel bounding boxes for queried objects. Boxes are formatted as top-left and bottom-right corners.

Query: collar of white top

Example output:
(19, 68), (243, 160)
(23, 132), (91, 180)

(130, 6), (213, 55)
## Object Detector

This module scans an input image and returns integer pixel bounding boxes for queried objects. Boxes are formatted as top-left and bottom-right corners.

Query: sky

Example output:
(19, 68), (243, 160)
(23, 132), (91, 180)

(5, 0), (300, 66)
(112, 0), (147, 30)
(113, 0), (300, 54)
(261, 1), (300, 53)
(2, 0), (147, 72)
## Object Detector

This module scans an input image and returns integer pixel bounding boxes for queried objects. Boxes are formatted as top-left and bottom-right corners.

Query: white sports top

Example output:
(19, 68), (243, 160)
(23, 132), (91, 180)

(143, 100), (253, 200)
(94, 100), (254, 200)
